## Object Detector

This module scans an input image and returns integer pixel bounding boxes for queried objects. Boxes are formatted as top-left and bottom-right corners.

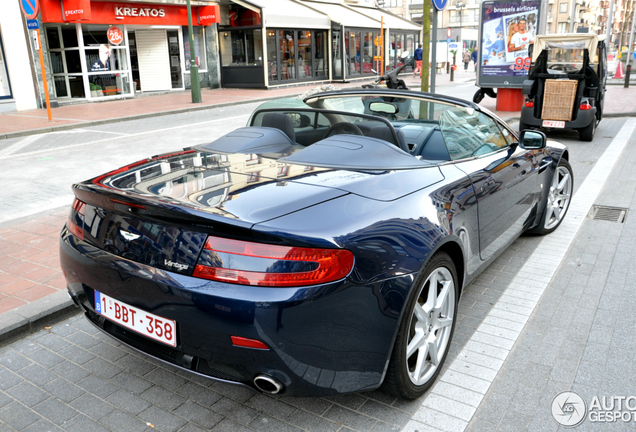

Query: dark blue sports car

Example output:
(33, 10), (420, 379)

(60, 89), (572, 399)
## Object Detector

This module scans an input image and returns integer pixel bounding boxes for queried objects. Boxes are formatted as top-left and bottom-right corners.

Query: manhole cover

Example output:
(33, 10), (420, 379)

(588, 205), (628, 223)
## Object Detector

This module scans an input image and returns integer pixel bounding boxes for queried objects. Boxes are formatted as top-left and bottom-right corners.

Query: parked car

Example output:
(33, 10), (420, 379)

(60, 88), (572, 399)
(520, 34), (607, 141)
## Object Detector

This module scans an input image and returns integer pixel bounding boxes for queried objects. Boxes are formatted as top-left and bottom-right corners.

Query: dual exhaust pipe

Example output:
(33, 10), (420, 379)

(253, 374), (284, 395)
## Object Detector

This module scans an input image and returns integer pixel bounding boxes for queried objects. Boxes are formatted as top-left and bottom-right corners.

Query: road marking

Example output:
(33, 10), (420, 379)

(0, 113), (251, 161)
(403, 118), (636, 432)
(0, 134), (41, 157)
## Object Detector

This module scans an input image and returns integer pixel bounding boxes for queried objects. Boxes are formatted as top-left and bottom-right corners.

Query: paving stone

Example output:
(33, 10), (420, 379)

(174, 401), (224, 429)
(109, 371), (152, 394)
(176, 382), (222, 406)
(323, 404), (378, 431)
(249, 415), (303, 432)
(0, 401), (41, 430)
(50, 360), (91, 382)
(29, 348), (64, 368)
(76, 375), (119, 398)
(83, 357), (124, 379)
(70, 393), (115, 419)
(5, 381), (49, 407)
(88, 341), (128, 362)
(0, 391), (10, 409)
(358, 399), (414, 425)
(106, 388), (152, 415)
(210, 397), (260, 424)
(323, 393), (368, 410)
(246, 394), (297, 419)
(287, 408), (340, 432)
(140, 385), (187, 411)
(100, 410), (149, 432)
(21, 419), (64, 432)
(138, 405), (187, 432)
(57, 345), (96, 365)
(34, 333), (72, 352)
(0, 368), (24, 390)
(0, 349), (32, 371)
(507, 385), (543, 417)
(115, 354), (156, 376)
(519, 363), (552, 390)
(285, 396), (333, 415)
(56, 414), (110, 432)
(32, 397), (78, 425)
(143, 366), (187, 391)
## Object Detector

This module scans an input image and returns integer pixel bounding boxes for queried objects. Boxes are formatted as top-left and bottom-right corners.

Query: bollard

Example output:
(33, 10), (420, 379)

(625, 64), (632, 88)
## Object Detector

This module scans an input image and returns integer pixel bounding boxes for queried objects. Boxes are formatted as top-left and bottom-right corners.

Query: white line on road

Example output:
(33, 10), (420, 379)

(403, 118), (636, 432)
(0, 113), (251, 161)
(0, 134), (42, 157)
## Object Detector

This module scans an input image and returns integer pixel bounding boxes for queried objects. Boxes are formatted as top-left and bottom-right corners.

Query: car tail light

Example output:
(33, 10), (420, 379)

(193, 236), (354, 287)
(231, 336), (269, 350)
(580, 102), (592, 110)
(525, 101), (534, 108)
(68, 198), (86, 240)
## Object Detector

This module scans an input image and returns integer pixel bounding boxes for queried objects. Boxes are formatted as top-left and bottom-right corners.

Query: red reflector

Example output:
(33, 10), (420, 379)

(68, 198), (86, 240)
(580, 103), (592, 110)
(67, 218), (84, 241)
(72, 198), (86, 215)
(525, 101), (534, 108)
(110, 198), (146, 209)
(193, 236), (354, 287)
(231, 336), (269, 350)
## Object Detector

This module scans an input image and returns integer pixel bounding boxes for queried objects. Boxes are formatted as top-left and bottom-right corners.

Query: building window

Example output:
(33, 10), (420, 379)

(559, 2), (568, 13)
(0, 34), (12, 99)
(220, 29), (263, 66)
(558, 22), (568, 33)
(267, 30), (328, 82)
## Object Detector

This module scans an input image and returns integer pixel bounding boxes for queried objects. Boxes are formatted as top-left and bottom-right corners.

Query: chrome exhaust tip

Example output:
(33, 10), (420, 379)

(253, 374), (284, 395)
(67, 291), (80, 308)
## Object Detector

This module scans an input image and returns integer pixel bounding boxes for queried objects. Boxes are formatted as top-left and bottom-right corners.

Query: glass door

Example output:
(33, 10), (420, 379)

(167, 30), (182, 89)
(332, 28), (342, 80)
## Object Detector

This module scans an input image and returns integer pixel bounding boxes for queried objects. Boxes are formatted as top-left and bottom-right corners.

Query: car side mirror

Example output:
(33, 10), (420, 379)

(519, 130), (546, 150)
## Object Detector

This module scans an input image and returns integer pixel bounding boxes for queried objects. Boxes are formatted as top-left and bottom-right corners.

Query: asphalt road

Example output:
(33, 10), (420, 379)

(0, 106), (632, 432)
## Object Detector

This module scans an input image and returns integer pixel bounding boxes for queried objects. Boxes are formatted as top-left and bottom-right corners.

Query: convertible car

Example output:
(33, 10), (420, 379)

(60, 89), (572, 399)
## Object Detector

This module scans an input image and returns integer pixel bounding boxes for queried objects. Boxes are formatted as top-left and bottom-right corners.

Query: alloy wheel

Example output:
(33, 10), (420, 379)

(545, 165), (572, 230)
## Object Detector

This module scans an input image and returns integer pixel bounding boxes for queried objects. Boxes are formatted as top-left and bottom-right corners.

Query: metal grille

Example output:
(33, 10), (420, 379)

(588, 205), (627, 223)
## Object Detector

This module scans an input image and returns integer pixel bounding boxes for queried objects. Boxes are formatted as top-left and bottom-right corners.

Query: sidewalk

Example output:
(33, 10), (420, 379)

(1, 70), (636, 344)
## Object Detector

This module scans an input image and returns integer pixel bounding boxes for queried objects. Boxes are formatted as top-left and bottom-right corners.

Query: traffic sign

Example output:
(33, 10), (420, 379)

(27, 19), (39, 30)
(20, 0), (39, 20)
(447, 37), (452, 44)
(447, 27), (452, 38)
(432, 0), (448, 11)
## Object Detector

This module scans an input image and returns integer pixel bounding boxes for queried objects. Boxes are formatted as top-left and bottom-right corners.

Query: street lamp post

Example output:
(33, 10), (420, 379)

(186, 0), (202, 103)
(456, 1), (464, 42)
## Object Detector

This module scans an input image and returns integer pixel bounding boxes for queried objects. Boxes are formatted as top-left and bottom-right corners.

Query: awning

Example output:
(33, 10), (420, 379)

(351, 5), (421, 31)
(304, 1), (380, 29)
(242, 0), (331, 29)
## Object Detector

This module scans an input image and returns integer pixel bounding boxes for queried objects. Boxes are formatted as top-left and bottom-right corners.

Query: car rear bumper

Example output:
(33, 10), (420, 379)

(521, 106), (596, 129)
(60, 228), (413, 396)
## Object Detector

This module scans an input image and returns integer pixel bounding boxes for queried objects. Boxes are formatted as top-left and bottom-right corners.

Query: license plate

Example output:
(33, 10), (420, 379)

(94, 291), (177, 347)
(542, 120), (565, 128)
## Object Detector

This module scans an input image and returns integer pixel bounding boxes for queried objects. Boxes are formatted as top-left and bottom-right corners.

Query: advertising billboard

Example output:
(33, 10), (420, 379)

(477, 0), (541, 88)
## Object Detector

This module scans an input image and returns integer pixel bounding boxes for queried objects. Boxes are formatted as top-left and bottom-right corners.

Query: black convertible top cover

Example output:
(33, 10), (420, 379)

(280, 135), (428, 170)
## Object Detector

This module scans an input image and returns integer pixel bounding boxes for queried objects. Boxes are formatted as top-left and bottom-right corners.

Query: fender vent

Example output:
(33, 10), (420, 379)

(588, 205), (627, 223)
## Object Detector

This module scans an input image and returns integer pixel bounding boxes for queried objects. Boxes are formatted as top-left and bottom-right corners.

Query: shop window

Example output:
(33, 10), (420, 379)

(62, 27), (79, 48)
(266, 30), (277, 81)
(279, 30), (295, 80)
(0, 35), (11, 99)
(182, 27), (207, 71)
(220, 30), (263, 66)
(221, 3), (261, 27)
(315, 31), (328, 78)
(333, 30), (342, 79)
(46, 28), (61, 49)
(348, 31), (361, 75)
(298, 31), (312, 79)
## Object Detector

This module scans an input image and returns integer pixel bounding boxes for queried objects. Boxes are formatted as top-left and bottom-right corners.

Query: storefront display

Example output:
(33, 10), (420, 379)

(0, 34), (12, 99)
(38, 0), (218, 101)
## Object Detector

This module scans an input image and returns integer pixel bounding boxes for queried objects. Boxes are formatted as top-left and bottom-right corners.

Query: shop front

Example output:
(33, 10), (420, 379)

(218, 0), (330, 88)
(0, 34), (12, 103)
(39, 0), (219, 101)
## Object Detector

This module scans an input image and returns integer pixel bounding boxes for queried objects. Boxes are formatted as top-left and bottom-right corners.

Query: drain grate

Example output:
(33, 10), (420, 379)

(588, 205), (628, 223)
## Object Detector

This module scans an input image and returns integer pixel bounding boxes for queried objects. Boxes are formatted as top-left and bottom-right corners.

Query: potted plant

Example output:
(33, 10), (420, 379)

(95, 85), (103, 97)
(90, 83), (98, 98)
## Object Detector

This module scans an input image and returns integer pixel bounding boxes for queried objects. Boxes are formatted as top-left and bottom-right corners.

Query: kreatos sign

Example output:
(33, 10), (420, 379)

(114, 6), (166, 18)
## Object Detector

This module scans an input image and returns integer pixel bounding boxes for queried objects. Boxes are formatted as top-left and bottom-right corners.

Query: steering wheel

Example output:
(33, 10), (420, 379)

(548, 64), (567, 71)
(324, 122), (364, 138)
(471, 142), (500, 157)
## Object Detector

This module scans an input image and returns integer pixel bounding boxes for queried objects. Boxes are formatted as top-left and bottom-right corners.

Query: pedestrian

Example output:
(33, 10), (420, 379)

(463, 49), (471, 70)
(413, 43), (423, 77)
(471, 48), (478, 71)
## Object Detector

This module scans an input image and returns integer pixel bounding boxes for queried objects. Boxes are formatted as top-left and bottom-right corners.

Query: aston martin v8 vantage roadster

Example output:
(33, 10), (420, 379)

(60, 89), (572, 399)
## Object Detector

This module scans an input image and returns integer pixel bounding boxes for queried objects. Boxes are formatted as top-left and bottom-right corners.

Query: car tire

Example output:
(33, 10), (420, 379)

(473, 89), (485, 103)
(382, 252), (458, 400)
(530, 159), (574, 235)
(579, 119), (595, 142)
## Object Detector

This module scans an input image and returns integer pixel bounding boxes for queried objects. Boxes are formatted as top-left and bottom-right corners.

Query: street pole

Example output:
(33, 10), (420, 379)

(35, 29), (53, 121)
(186, 0), (202, 103)
(431, 8), (438, 93)
(569, 0), (576, 33)
(624, 9), (635, 87)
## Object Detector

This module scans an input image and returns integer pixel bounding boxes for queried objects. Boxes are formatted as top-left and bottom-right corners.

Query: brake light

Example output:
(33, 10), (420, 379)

(525, 101), (534, 108)
(193, 236), (354, 287)
(231, 336), (269, 350)
(580, 102), (592, 110)
(68, 198), (86, 240)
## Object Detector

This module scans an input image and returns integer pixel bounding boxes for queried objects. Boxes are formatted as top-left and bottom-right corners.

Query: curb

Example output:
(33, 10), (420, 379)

(0, 291), (80, 346)
(0, 93), (303, 141)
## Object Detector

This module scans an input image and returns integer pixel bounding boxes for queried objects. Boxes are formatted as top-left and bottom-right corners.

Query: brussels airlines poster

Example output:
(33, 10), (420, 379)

(478, 0), (540, 87)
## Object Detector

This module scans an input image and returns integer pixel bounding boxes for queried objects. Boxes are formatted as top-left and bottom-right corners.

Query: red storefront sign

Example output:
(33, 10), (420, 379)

(41, 0), (197, 25)
(62, 0), (92, 21)
(107, 26), (124, 44)
(198, 5), (220, 25)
